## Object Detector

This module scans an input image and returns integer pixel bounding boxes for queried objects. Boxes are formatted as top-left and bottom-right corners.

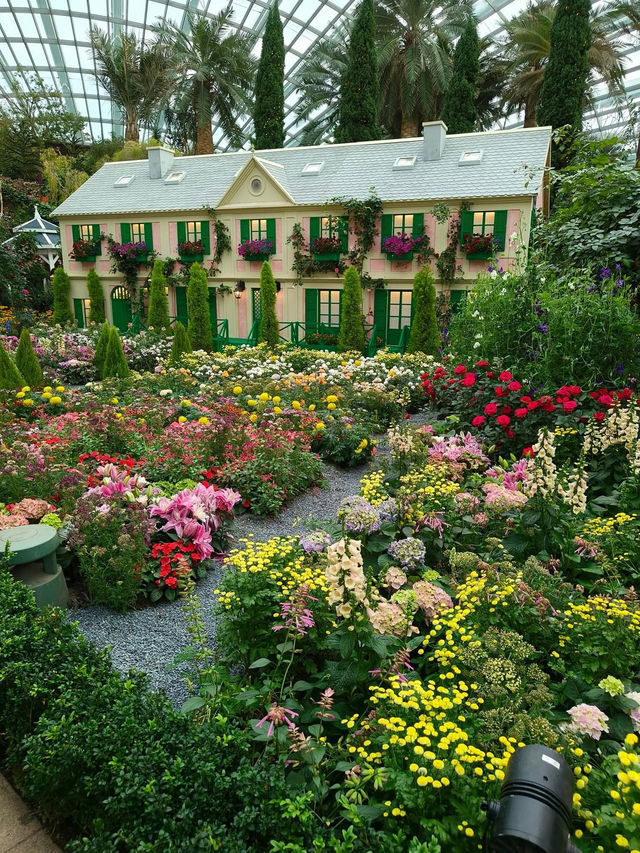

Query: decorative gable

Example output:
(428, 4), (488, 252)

(216, 156), (296, 209)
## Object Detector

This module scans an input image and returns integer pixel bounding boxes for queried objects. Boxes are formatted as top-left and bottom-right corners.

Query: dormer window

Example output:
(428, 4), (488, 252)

(114, 175), (134, 186)
(393, 155), (416, 170)
(459, 151), (483, 165)
(302, 162), (324, 175)
(164, 171), (185, 184)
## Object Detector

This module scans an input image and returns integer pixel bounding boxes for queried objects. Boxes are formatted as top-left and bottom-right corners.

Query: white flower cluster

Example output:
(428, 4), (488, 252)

(326, 538), (369, 620)
(523, 428), (557, 499)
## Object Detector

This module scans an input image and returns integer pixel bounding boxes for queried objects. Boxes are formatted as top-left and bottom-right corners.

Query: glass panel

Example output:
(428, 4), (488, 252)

(484, 211), (495, 232)
(400, 293), (412, 325)
(131, 223), (144, 243)
(330, 298), (340, 325)
(393, 214), (404, 235)
(79, 225), (92, 241)
(186, 221), (201, 242)
(82, 298), (91, 324)
(320, 217), (330, 237)
(404, 214), (413, 231)
(319, 290), (329, 324)
(473, 212), (484, 228)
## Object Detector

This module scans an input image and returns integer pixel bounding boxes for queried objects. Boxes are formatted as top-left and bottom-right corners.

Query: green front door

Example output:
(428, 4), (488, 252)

(208, 288), (217, 342)
(111, 286), (132, 332)
(175, 286), (188, 327)
(387, 290), (413, 346)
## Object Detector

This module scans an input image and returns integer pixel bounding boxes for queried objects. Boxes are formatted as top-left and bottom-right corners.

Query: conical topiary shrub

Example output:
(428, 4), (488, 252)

(0, 341), (25, 390)
(148, 259), (170, 330)
(86, 269), (106, 324)
(94, 322), (110, 379)
(51, 267), (74, 325)
(102, 326), (130, 379)
(407, 267), (440, 355)
(15, 328), (43, 387)
(186, 263), (212, 351)
(338, 266), (365, 353)
(169, 321), (192, 365)
(258, 261), (279, 347)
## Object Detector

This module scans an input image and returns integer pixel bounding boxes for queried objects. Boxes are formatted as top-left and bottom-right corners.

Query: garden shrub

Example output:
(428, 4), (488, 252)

(407, 266), (440, 355)
(102, 326), (130, 380)
(93, 321), (110, 378)
(51, 267), (73, 325)
(86, 270), (105, 324)
(0, 339), (25, 390)
(169, 320), (192, 365)
(14, 328), (43, 387)
(338, 266), (365, 352)
(258, 261), (279, 347)
(147, 259), (170, 330)
(186, 263), (212, 351)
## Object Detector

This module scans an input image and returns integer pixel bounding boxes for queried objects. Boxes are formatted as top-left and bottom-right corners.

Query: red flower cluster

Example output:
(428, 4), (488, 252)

(150, 540), (201, 591)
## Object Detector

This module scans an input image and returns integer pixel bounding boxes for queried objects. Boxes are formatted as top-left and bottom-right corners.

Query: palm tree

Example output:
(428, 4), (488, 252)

(503, 0), (627, 127)
(156, 5), (256, 154)
(90, 30), (172, 141)
(375, 0), (471, 138)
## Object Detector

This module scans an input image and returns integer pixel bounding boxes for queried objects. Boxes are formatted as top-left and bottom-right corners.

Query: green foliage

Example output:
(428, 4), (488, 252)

(169, 321), (192, 365)
(14, 328), (43, 387)
(102, 326), (130, 380)
(40, 148), (88, 207)
(86, 269), (105, 324)
(51, 267), (73, 326)
(407, 267), (440, 355)
(186, 262), (212, 351)
(537, 0), (591, 138)
(440, 17), (479, 134)
(253, 1), (285, 150)
(335, 0), (381, 143)
(0, 341), (24, 390)
(147, 259), (170, 329)
(0, 118), (41, 181)
(330, 189), (383, 273)
(93, 321), (110, 378)
(259, 261), (280, 347)
(0, 233), (51, 315)
(338, 266), (365, 352)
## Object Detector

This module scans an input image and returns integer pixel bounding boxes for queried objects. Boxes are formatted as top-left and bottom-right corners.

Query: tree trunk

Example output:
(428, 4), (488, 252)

(196, 121), (214, 155)
(400, 115), (418, 137)
(125, 113), (138, 141)
(524, 95), (538, 128)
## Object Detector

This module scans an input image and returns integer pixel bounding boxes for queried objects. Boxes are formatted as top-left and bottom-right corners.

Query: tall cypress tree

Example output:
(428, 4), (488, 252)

(147, 259), (170, 329)
(537, 0), (591, 135)
(258, 261), (279, 347)
(338, 267), (365, 352)
(253, 1), (285, 150)
(186, 263), (212, 352)
(335, 0), (380, 143)
(441, 17), (480, 134)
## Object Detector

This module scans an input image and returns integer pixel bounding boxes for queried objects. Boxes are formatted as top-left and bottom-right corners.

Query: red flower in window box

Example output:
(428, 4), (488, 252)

(70, 238), (100, 261)
(311, 236), (342, 255)
(178, 239), (204, 257)
(462, 233), (495, 254)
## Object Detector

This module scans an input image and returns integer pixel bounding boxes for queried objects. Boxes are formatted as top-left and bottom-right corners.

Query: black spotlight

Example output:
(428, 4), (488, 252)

(483, 745), (582, 853)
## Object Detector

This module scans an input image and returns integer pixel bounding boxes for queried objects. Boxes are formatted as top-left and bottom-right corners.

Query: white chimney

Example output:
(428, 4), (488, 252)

(148, 146), (175, 179)
(423, 121), (447, 161)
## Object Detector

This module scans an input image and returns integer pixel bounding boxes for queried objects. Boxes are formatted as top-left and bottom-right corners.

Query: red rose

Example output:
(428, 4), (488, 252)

(496, 414), (511, 427)
(472, 415), (486, 427)
(484, 402), (498, 416)
(593, 411), (605, 422)
(563, 400), (578, 412)
(514, 408), (528, 418)
(598, 394), (614, 407)
(567, 385), (581, 396)
(475, 360), (490, 367)
(454, 364), (467, 375)
(461, 373), (476, 387)
(501, 405), (512, 414)
(617, 388), (632, 401)
(508, 381), (522, 392)
(487, 371), (495, 378)
(542, 402), (555, 413)
(506, 429), (515, 439)
(527, 400), (539, 411)
(495, 386), (507, 397)
(499, 370), (513, 381)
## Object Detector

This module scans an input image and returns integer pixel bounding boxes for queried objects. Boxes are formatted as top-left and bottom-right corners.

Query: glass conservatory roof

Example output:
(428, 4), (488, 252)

(0, 0), (637, 149)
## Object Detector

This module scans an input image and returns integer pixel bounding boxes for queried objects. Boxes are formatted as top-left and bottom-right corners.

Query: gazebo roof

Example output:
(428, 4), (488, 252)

(3, 206), (60, 250)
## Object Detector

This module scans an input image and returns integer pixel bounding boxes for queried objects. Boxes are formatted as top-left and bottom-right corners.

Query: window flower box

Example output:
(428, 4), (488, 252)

(178, 239), (204, 262)
(70, 238), (100, 263)
(238, 238), (274, 261)
(462, 233), (496, 260)
(382, 233), (422, 261)
(311, 235), (342, 262)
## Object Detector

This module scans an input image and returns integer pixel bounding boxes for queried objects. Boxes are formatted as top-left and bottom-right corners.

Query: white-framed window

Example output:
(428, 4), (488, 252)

(473, 211), (495, 234)
(79, 224), (93, 241)
(393, 213), (414, 236)
(131, 223), (146, 243)
(185, 221), (202, 242)
(388, 291), (412, 330)
(319, 290), (340, 327)
(250, 219), (267, 240)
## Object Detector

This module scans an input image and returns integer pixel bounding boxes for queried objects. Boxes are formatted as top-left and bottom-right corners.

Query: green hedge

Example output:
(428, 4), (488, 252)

(0, 569), (297, 852)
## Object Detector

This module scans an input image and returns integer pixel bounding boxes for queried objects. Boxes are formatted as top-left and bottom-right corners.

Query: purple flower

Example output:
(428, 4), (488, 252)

(537, 322), (549, 334)
(599, 266), (611, 279)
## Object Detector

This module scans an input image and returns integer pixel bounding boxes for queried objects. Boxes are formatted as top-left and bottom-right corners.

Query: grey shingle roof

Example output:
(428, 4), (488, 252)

(52, 127), (551, 218)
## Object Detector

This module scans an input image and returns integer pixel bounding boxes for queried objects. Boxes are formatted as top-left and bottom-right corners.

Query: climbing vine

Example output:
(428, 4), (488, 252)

(328, 187), (383, 274)
(205, 208), (232, 276)
(287, 223), (346, 287)
(435, 200), (469, 284)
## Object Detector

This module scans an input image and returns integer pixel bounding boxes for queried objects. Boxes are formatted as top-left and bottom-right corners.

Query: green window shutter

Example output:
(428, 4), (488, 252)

(412, 213), (424, 239)
(459, 211), (474, 249)
(266, 218), (276, 253)
(73, 298), (85, 328)
(338, 216), (349, 253)
(120, 223), (131, 244)
(373, 289), (388, 346)
(380, 214), (393, 247)
(240, 219), (250, 243)
(492, 210), (508, 251)
(305, 288), (318, 331)
(207, 288), (217, 333)
(309, 216), (320, 250)
(200, 220), (210, 254)
(72, 225), (80, 243)
(144, 222), (154, 250)
(175, 286), (188, 327)
(177, 221), (186, 248)
(91, 224), (102, 255)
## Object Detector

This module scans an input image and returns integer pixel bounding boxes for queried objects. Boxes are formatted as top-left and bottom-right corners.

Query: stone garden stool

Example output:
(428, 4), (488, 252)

(0, 525), (68, 608)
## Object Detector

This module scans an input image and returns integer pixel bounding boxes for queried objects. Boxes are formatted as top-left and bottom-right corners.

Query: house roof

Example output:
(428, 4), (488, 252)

(52, 127), (551, 218)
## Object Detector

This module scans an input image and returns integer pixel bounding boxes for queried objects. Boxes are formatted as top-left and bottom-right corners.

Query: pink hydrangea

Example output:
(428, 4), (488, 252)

(412, 581), (453, 621)
(483, 483), (528, 513)
(384, 566), (408, 590)
(566, 704), (609, 740)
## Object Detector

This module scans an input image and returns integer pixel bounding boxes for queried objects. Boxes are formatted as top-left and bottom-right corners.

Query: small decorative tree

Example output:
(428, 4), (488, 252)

(338, 266), (365, 352)
(102, 326), (130, 379)
(93, 321), (111, 378)
(407, 267), (440, 355)
(0, 341), (25, 390)
(147, 259), (170, 329)
(51, 267), (73, 325)
(15, 328), (43, 387)
(186, 262), (212, 352)
(258, 261), (279, 347)
(169, 321), (192, 365)
(86, 269), (106, 324)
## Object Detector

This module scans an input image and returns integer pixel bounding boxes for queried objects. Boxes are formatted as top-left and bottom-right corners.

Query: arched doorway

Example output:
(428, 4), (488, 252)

(110, 286), (132, 332)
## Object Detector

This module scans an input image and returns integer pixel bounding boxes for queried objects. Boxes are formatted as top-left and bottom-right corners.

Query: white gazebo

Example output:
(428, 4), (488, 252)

(2, 206), (61, 271)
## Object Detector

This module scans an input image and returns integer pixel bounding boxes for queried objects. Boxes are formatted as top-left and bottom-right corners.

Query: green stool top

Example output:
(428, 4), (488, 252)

(0, 525), (60, 565)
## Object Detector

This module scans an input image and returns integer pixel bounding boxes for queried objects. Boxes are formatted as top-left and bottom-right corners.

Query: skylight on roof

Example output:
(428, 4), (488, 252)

(459, 151), (483, 165)
(393, 155), (416, 170)
(114, 175), (135, 186)
(302, 162), (324, 175)
(164, 171), (185, 184)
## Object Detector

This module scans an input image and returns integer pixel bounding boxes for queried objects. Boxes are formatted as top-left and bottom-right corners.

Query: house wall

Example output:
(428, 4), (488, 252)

(59, 194), (535, 336)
